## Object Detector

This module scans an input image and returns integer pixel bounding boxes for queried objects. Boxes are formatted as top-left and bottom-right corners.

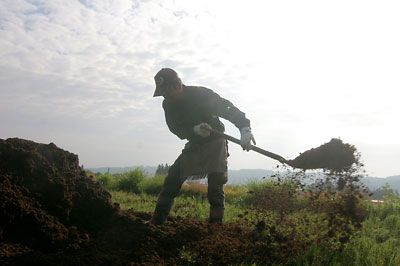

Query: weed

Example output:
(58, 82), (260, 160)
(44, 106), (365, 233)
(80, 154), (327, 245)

(116, 168), (145, 193)
(140, 175), (165, 195)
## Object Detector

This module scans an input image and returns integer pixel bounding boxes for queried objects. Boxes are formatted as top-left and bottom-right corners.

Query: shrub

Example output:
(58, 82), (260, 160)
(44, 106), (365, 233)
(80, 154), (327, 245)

(94, 173), (116, 190)
(243, 178), (303, 216)
(224, 184), (247, 204)
(116, 168), (145, 193)
(140, 175), (165, 195)
(306, 173), (367, 227)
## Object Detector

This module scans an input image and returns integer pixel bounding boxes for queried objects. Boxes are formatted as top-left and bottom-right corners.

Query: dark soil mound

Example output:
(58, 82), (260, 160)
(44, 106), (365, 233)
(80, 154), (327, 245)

(0, 139), (117, 257)
(288, 138), (358, 172)
(0, 138), (302, 265)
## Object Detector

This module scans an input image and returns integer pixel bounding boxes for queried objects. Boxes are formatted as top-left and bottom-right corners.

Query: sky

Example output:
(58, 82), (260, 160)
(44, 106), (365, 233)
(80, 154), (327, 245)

(1, 0), (399, 177)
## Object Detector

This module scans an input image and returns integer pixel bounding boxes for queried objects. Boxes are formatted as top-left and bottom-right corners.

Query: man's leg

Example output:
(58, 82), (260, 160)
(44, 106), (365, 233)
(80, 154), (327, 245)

(207, 172), (227, 224)
(151, 157), (185, 224)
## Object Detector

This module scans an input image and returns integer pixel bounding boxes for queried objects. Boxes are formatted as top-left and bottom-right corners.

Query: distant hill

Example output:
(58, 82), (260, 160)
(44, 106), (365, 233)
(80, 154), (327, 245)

(229, 172), (400, 193)
(227, 169), (274, 184)
(363, 175), (400, 192)
(227, 172), (400, 192)
(87, 166), (400, 192)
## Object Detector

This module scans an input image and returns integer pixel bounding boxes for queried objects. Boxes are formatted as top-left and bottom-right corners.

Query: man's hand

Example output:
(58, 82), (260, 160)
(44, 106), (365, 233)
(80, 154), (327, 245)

(193, 123), (212, 138)
(240, 127), (256, 151)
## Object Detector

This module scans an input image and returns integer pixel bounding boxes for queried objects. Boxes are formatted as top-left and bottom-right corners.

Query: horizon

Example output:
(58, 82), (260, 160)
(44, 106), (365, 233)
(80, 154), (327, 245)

(86, 164), (399, 179)
(1, 0), (399, 177)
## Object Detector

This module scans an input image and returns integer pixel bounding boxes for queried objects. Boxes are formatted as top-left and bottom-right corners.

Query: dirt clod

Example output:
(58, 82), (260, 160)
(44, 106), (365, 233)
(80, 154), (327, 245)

(287, 138), (358, 172)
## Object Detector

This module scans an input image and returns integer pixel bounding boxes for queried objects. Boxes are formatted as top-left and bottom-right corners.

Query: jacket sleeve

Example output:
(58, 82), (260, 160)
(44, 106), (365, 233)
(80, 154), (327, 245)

(200, 88), (250, 129)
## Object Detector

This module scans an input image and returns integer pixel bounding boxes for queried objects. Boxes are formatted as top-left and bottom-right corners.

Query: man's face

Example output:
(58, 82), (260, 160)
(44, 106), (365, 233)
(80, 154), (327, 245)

(163, 83), (183, 101)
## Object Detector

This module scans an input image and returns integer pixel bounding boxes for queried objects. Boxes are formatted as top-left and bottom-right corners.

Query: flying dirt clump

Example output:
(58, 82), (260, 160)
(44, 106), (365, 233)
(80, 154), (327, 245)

(287, 138), (358, 172)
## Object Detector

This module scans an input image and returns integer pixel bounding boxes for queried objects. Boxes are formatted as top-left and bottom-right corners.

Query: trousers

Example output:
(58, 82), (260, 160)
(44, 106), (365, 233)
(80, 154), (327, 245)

(152, 155), (227, 224)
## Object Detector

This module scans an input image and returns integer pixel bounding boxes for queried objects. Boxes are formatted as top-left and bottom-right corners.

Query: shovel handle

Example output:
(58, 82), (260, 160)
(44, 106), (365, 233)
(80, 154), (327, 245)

(206, 128), (289, 164)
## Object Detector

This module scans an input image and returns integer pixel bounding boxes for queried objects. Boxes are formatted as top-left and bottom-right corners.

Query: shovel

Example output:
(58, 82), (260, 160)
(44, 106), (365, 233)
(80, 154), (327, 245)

(206, 127), (291, 166)
(205, 127), (358, 172)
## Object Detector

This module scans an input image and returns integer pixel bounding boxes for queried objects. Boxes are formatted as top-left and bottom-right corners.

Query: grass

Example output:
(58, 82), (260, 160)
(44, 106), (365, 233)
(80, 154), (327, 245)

(110, 189), (257, 223)
(290, 197), (400, 266)
(110, 191), (156, 212)
(95, 169), (400, 265)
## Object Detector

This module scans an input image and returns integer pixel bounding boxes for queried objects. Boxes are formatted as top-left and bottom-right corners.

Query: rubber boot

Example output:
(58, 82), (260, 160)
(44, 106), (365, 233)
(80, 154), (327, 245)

(150, 195), (174, 225)
(208, 207), (224, 234)
(209, 207), (224, 224)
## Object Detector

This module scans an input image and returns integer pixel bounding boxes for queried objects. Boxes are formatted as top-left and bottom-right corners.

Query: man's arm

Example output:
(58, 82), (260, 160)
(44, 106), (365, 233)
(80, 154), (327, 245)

(200, 87), (256, 150)
(200, 88), (250, 129)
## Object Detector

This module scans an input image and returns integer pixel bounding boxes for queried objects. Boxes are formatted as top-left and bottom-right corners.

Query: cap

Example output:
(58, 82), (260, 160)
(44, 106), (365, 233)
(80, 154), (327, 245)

(153, 68), (180, 97)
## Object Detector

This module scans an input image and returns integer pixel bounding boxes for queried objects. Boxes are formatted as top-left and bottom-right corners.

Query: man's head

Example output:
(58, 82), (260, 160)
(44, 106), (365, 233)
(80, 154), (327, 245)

(153, 68), (183, 100)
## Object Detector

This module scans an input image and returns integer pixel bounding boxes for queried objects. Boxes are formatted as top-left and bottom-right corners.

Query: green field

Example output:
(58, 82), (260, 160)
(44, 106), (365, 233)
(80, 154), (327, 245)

(91, 169), (400, 265)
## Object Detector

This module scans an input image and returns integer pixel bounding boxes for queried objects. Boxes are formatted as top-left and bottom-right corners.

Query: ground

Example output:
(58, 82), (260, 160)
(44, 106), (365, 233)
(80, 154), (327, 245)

(0, 138), (299, 265)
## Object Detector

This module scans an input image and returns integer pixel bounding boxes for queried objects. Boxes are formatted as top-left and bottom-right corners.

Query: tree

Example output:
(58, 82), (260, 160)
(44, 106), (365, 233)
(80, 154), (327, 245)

(155, 163), (170, 175)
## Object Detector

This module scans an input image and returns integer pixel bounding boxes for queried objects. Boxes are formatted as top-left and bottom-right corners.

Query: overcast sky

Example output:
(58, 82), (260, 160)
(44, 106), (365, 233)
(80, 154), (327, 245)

(1, 0), (399, 177)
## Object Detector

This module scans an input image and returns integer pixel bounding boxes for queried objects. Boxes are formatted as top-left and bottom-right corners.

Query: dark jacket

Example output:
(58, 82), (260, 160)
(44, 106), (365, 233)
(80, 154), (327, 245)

(162, 85), (250, 144)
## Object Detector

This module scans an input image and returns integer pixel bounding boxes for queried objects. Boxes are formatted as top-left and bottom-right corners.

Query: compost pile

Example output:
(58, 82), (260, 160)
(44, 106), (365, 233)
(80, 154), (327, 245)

(287, 138), (358, 172)
(0, 138), (302, 265)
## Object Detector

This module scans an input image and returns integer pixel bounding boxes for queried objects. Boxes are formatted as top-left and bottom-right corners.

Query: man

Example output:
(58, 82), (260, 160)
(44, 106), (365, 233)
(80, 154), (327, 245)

(151, 68), (255, 225)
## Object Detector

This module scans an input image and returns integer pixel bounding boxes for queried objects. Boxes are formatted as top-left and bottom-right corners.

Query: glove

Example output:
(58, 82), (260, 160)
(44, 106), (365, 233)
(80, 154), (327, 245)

(193, 123), (212, 138)
(240, 127), (256, 151)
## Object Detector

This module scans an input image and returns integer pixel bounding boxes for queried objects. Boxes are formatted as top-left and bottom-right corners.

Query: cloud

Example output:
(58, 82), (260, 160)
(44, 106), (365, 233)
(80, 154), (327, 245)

(1, 0), (400, 176)
(0, 0), (246, 94)
(0, 0), (248, 132)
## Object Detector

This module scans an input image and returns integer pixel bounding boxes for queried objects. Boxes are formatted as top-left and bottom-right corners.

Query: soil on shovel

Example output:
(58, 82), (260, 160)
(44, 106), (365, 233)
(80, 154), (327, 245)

(287, 138), (358, 172)
(0, 138), (303, 265)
